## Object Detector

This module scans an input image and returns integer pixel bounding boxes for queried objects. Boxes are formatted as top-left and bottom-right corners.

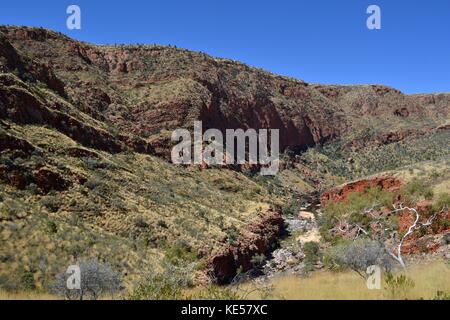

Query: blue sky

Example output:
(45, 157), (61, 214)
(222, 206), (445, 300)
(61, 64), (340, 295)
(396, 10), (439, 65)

(1, 0), (449, 93)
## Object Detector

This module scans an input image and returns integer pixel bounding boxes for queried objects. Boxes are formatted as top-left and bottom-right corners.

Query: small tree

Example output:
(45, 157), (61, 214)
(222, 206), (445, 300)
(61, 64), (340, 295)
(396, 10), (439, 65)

(52, 259), (122, 300)
(303, 241), (321, 272)
(326, 239), (392, 278)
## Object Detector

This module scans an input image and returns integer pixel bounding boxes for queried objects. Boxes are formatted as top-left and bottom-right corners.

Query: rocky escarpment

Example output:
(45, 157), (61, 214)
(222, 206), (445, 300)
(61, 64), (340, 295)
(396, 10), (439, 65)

(2, 26), (449, 160)
(0, 30), (65, 96)
(311, 84), (450, 118)
(208, 210), (285, 284)
(319, 176), (450, 263)
(0, 75), (154, 155)
(0, 26), (342, 155)
(320, 175), (402, 205)
(343, 125), (450, 151)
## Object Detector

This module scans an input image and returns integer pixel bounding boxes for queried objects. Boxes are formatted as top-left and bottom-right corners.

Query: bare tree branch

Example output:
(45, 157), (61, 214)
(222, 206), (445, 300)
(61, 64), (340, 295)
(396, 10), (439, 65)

(337, 202), (447, 269)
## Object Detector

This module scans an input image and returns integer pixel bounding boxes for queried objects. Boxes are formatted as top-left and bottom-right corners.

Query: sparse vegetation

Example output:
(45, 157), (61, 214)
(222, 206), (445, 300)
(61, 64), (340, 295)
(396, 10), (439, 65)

(303, 241), (321, 272)
(0, 25), (449, 300)
(402, 179), (434, 202)
(40, 195), (61, 213)
(127, 263), (193, 300)
(51, 259), (122, 300)
(384, 273), (415, 299)
(325, 239), (392, 277)
(319, 187), (395, 242)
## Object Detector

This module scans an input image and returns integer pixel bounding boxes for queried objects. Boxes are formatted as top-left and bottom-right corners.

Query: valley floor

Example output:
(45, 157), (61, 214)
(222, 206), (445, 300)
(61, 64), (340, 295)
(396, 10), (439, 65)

(244, 260), (450, 300)
(2, 260), (448, 300)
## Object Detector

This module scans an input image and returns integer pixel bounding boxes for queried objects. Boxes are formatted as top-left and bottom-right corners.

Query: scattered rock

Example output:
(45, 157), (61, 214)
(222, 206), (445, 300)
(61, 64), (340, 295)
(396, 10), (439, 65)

(296, 229), (321, 245)
(262, 248), (305, 276)
(298, 211), (315, 221)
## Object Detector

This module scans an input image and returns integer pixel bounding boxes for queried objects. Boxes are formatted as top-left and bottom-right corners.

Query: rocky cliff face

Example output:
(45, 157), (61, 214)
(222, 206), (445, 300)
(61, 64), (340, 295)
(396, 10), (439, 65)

(1, 26), (449, 159)
(209, 210), (284, 284)
(320, 176), (402, 205)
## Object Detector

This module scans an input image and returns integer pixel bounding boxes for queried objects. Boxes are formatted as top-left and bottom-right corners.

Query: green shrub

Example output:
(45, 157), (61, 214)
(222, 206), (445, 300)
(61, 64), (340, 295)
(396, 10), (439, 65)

(26, 183), (39, 195)
(303, 241), (320, 272)
(281, 197), (300, 216)
(226, 227), (239, 245)
(165, 240), (196, 265)
(128, 273), (183, 300)
(82, 157), (106, 170)
(250, 253), (266, 267)
(85, 177), (109, 194)
(128, 264), (193, 300)
(111, 197), (126, 211)
(433, 193), (450, 212)
(19, 269), (36, 291)
(40, 195), (61, 213)
(134, 216), (149, 228)
(384, 273), (415, 299)
(443, 233), (450, 245)
(45, 220), (58, 234)
(401, 179), (434, 202)
(157, 219), (168, 228)
(325, 239), (391, 277)
(0, 198), (27, 219)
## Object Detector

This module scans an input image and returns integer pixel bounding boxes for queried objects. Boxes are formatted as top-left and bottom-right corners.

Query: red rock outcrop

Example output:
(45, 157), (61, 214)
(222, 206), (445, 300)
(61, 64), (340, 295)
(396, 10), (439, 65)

(0, 30), (65, 96)
(66, 147), (99, 158)
(209, 210), (284, 284)
(320, 176), (402, 205)
(399, 207), (450, 255)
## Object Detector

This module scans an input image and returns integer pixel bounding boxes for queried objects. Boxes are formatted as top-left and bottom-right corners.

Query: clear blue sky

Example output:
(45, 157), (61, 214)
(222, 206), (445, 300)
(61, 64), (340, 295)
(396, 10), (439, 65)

(1, 0), (449, 93)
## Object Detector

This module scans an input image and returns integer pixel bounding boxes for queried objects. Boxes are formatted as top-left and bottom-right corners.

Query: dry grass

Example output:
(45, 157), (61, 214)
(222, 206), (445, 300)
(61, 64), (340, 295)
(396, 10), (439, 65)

(0, 291), (58, 300)
(0, 123), (293, 290)
(246, 260), (450, 300)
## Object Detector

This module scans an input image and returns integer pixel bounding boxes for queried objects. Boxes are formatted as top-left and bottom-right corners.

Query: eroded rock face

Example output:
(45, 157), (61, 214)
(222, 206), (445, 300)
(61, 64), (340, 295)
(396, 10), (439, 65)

(0, 26), (344, 155)
(320, 176), (402, 205)
(0, 74), (128, 154)
(0, 30), (65, 96)
(0, 164), (29, 189)
(34, 168), (71, 193)
(0, 132), (35, 154)
(399, 208), (450, 255)
(1, 26), (450, 160)
(209, 210), (284, 284)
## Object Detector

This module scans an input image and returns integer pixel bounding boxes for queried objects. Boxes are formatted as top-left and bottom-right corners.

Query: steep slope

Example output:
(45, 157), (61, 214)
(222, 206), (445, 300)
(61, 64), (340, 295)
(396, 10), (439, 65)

(2, 26), (448, 156)
(0, 26), (449, 292)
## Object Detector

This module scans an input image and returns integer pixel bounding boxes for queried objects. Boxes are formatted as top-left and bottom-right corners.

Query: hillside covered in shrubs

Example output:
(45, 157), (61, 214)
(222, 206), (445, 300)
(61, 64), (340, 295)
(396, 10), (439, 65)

(0, 26), (449, 299)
